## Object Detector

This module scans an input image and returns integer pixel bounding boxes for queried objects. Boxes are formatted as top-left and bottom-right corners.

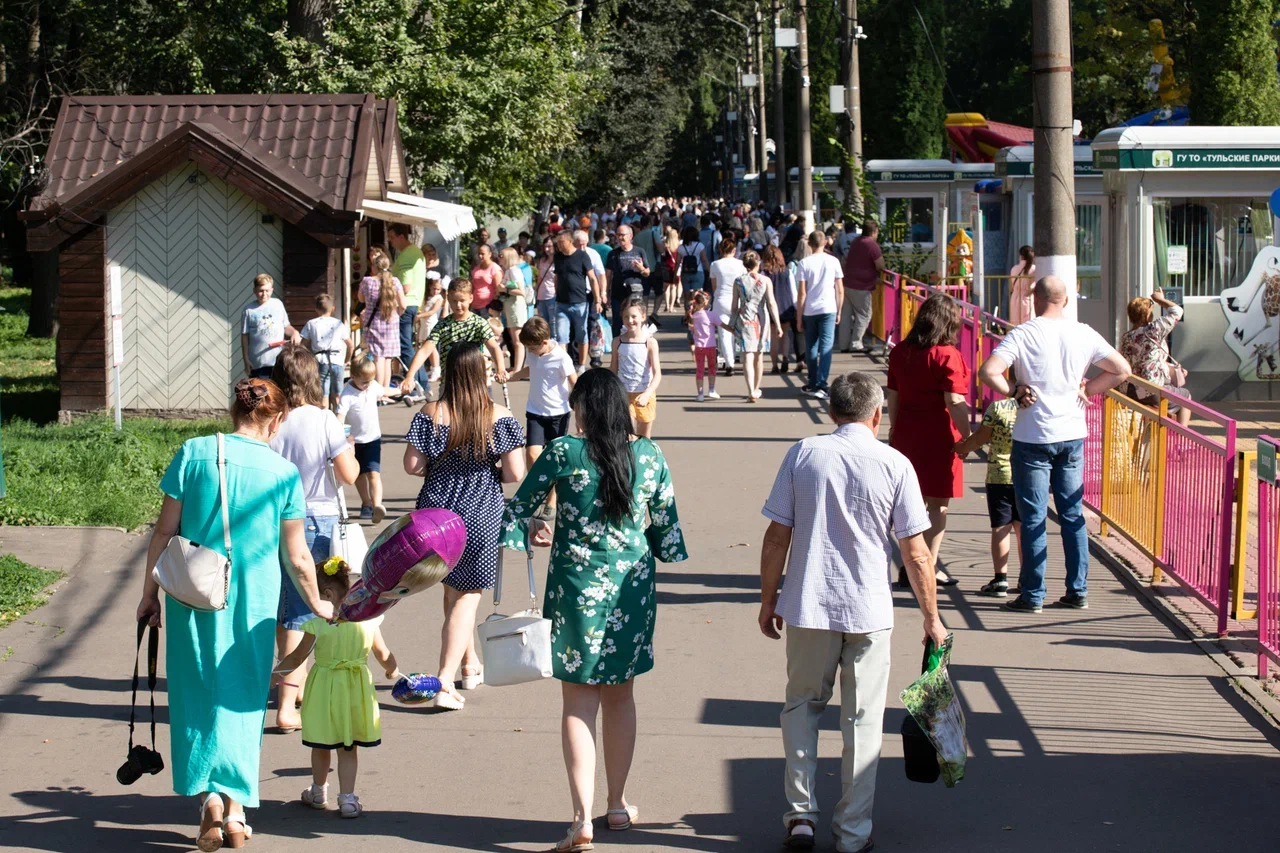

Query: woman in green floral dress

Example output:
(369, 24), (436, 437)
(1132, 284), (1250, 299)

(502, 368), (687, 853)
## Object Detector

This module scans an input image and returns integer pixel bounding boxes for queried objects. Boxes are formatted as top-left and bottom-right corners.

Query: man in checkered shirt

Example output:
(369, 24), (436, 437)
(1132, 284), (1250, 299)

(760, 370), (947, 853)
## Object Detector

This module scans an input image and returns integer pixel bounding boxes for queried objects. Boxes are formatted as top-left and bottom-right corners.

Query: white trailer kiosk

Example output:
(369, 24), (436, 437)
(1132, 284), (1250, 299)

(867, 159), (953, 281)
(994, 144), (1106, 330)
(1092, 127), (1280, 397)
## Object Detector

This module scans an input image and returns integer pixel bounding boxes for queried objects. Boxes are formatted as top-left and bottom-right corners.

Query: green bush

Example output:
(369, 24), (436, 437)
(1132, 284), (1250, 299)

(0, 553), (63, 626)
(0, 416), (229, 529)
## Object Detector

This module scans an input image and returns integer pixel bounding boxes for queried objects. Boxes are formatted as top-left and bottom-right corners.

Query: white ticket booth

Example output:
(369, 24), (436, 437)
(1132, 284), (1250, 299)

(1092, 127), (1280, 396)
(867, 159), (953, 281)
(994, 144), (1107, 331)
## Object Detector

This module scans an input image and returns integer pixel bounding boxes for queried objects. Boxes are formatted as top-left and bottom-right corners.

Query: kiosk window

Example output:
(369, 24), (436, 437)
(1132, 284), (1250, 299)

(1154, 198), (1273, 298)
(884, 197), (935, 244)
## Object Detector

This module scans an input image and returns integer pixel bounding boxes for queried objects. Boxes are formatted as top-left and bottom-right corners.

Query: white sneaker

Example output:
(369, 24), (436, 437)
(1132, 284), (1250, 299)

(751, 388), (763, 399)
(696, 391), (705, 402)
(706, 389), (721, 400)
(433, 690), (465, 710)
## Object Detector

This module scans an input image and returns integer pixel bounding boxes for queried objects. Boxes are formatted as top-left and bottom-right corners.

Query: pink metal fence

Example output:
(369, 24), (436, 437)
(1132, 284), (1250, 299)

(1083, 395), (1104, 510)
(1254, 436), (1280, 678)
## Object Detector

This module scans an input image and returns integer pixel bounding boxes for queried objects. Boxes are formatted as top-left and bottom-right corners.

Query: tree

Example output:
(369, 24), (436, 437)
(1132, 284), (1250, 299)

(1189, 0), (1280, 125)
(860, 0), (947, 159)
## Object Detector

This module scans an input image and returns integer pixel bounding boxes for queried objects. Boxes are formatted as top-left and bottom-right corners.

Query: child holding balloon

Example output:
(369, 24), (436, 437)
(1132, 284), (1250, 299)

(273, 557), (398, 818)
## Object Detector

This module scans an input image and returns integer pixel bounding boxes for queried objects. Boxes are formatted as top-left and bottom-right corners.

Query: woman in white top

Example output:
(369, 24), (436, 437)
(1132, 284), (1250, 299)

(268, 344), (359, 731)
(498, 247), (529, 373)
(1008, 245), (1036, 325)
(709, 237), (747, 376)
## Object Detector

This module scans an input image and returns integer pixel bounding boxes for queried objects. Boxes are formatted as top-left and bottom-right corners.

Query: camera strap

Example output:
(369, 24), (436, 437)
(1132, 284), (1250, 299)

(129, 620), (159, 751)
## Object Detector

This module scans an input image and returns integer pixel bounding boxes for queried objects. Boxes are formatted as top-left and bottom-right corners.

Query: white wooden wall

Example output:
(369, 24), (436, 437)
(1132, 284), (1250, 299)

(106, 163), (284, 410)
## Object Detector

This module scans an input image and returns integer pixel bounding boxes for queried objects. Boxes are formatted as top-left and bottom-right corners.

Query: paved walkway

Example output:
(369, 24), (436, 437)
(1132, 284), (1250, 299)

(1, 330), (1279, 853)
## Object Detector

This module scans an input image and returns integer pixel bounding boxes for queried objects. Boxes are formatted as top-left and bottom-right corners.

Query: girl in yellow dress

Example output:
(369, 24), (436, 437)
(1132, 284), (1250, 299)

(273, 558), (398, 818)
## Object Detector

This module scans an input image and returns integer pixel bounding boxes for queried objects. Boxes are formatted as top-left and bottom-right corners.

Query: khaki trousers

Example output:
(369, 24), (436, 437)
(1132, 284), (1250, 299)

(781, 625), (892, 853)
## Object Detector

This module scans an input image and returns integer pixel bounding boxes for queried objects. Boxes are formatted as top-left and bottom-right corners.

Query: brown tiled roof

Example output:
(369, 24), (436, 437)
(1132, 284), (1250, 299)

(30, 94), (379, 214)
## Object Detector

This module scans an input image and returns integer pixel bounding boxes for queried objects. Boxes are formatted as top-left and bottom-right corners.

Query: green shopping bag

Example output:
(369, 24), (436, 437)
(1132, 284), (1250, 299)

(899, 633), (968, 787)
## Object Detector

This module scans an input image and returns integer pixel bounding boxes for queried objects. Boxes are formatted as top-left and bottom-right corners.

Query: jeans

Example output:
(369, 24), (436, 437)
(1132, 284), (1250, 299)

(682, 269), (705, 295)
(802, 312), (836, 391)
(1011, 439), (1088, 605)
(278, 513), (338, 629)
(555, 301), (589, 350)
(838, 289), (873, 351)
(399, 306), (429, 390)
(536, 299), (557, 325)
(781, 625), (891, 853)
(317, 357), (344, 401)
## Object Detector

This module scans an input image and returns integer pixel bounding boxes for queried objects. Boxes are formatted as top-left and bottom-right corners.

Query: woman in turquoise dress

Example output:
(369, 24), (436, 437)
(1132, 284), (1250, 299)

(136, 379), (331, 851)
(502, 368), (687, 853)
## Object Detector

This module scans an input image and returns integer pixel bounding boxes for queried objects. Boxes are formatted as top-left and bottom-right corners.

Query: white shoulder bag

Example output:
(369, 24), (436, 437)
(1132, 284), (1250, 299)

(476, 530), (553, 686)
(152, 433), (232, 612)
(327, 456), (368, 573)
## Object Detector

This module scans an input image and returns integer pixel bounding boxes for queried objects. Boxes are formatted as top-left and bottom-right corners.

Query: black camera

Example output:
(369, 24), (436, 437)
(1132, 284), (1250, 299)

(116, 743), (165, 785)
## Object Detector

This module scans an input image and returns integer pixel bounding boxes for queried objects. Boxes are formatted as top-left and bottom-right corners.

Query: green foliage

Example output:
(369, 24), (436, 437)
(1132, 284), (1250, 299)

(0, 415), (228, 528)
(860, 0), (947, 159)
(1189, 0), (1280, 125)
(0, 287), (58, 424)
(0, 554), (63, 627)
(271, 0), (597, 214)
(944, 0), (1032, 127)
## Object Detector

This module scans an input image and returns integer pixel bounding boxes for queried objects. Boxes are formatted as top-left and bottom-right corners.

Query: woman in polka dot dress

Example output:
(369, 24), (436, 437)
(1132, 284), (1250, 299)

(403, 343), (526, 710)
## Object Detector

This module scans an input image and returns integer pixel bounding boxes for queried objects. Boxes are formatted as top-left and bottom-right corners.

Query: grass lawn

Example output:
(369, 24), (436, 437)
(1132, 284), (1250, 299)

(0, 282), (230, 528)
(1, 415), (229, 529)
(0, 554), (63, 626)
(0, 285), (58, 424)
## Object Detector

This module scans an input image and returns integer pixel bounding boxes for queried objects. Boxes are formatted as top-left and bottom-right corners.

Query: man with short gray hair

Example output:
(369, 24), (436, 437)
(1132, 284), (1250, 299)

(759, 371), (947, 852)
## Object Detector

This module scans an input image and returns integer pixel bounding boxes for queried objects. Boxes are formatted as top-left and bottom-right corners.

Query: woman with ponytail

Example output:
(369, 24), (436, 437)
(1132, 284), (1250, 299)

(359, 247), (406, 395)
(501, 368), (688, 853)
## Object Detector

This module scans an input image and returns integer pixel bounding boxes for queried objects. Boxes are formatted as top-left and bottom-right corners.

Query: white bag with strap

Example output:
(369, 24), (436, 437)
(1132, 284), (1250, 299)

(152, 433), (232, 612)
(327, 458), (368, 573)
(476, 531), (553, 687)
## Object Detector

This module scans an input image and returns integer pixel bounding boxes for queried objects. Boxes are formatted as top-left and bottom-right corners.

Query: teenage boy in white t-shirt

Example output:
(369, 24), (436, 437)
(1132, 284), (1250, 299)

(508, 315), (577, 542)
(302, 293), (353, 410)
(337, 357), (386, 523)
(979, 275), (1131, 614)
(795, 230), (844, 400)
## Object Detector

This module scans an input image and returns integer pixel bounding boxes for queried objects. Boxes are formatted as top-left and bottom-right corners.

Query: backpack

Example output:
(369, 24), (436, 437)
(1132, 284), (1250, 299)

(681, 244), (701, 276)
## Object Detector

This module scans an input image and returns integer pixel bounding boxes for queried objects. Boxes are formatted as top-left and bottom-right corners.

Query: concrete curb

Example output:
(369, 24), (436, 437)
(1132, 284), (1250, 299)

(1088, 534), (1280, 729)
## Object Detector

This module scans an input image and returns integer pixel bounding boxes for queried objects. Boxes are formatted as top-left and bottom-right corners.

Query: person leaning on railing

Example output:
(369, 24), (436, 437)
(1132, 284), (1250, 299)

(1118, 289), (1191, 428)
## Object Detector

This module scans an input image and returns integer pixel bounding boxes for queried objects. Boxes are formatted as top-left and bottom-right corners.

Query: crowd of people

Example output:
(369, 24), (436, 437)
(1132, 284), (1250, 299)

(136, 192), (1215, 853)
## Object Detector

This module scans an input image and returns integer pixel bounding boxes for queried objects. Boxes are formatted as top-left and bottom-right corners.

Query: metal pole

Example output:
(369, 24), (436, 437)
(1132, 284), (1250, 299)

(1032, 0), (1077, 318)
(796, 0), (814, 233)
(841, 0), (863, 210)
(755, 4), (769, 210)
(745, 50), (757, 176)
(113, 364), (122, 430)
(734, 64), (744, 195)
(772, 0), (788, 210)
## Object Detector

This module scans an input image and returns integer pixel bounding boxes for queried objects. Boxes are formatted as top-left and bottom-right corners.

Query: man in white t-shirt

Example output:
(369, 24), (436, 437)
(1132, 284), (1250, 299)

(709, 237), (747, 375)
(979, 276), (1131, 613)
(795, 231), (844, 400)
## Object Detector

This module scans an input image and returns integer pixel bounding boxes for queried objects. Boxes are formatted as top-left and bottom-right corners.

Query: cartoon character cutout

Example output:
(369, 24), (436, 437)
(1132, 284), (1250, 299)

(1220, 247), (1280, 381)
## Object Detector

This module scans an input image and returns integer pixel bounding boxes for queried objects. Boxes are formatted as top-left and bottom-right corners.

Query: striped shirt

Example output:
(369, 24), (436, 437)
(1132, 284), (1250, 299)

(762, 423), (930, 634)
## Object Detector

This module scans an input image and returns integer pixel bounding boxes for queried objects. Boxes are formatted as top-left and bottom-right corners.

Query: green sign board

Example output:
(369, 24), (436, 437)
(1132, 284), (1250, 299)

(1259, 440), (1277, 485)
(1094, 147), (1280, 170)
(875, 170), (953, 182)
(995, 161), (1100, 178)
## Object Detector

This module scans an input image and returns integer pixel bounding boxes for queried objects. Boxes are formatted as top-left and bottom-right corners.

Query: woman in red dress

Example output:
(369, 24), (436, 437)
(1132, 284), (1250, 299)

(887, 292), (972, 586)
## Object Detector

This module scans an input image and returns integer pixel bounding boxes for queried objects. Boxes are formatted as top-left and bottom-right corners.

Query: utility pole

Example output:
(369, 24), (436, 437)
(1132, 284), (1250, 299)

(1032, 0), (1077, 318)
(745, 51), (757, 176)
(796, 0), (814, 233)
(772, 0), (788, 210)
(755, 4), (769, 210)
(840, 0), (863, 211)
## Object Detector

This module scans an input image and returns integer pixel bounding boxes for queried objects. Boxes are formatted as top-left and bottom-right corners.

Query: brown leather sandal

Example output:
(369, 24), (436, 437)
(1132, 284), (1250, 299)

(197, 794), (224, 852)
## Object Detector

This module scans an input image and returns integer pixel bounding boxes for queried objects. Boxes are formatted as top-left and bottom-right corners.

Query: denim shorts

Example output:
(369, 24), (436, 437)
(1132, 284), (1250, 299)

(317, 358), (344, 400)
(556, 301), (590, 347)
(278, 513), (338, 630)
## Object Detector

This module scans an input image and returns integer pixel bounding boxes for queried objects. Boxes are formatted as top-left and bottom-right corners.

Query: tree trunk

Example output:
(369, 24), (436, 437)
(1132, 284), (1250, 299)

(287, 0), (331, 44)
(26, 250), (58, 339)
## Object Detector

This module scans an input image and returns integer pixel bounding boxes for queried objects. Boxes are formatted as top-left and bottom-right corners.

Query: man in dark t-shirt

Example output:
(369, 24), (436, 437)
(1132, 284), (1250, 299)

(553, 232), (601, 368)
(839, 221), (885, 353)
(605, 224), (651, 336)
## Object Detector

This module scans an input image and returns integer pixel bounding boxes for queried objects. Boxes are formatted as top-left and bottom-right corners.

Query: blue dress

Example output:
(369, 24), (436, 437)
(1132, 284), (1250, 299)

(159, 434), (305, 807)
(405, 412), (526, 590)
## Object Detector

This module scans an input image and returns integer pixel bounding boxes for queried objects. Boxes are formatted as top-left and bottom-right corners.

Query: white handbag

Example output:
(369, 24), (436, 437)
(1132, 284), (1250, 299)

(152, 433), (232, 612)
(476, 532), (553, 687)
(327, 459), (368, 573)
